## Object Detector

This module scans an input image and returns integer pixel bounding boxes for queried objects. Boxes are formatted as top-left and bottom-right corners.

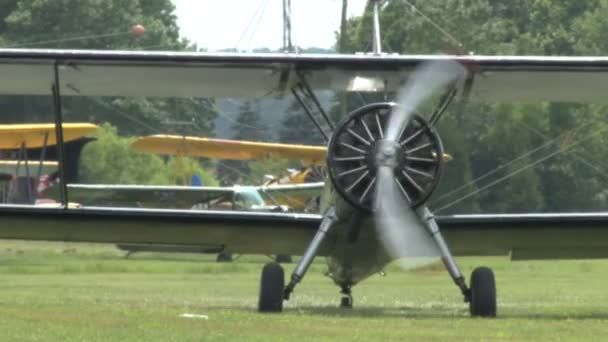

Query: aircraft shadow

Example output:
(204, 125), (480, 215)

(291, 306), (608, 320)
(202, 304), (608, 321)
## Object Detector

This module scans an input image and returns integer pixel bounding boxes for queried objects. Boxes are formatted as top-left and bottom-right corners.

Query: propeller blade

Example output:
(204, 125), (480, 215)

(375, 60), (466, 267)
(375, 166), (438, 259)
(385, 60), (466, 142)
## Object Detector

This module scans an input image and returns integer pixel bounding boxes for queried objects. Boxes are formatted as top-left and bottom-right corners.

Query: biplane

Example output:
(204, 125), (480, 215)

(0, 123), (96, 205)
(3, 49), (608, 318)
(132, 134), (327, 209)
(87, 135), (327, 260)
(51, 134), (326, 211)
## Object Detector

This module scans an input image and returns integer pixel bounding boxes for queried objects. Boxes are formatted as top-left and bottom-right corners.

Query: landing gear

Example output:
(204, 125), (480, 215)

(340, 285), (353, 308)
(417, 207), (497, 318)
(284, 207), (337, 300)
(258, 263), (284, 312)
(216, 252), (233, 262)
(469, 267), (496, 317)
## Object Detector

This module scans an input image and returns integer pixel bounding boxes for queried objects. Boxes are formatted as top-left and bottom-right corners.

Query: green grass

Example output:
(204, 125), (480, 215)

(1, 240), (608, 341)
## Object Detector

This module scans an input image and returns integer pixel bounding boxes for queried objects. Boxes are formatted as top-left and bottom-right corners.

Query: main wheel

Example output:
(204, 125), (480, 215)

(258, 263), (284, 312)
(216, 252), (233, 262)
(469, 266), (496, 317)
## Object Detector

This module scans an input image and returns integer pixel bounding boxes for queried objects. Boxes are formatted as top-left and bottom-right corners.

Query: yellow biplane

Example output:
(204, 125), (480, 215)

(0, 123), (97, 205)
(131, 135), (327, 165)
(131, 134), (327, 210)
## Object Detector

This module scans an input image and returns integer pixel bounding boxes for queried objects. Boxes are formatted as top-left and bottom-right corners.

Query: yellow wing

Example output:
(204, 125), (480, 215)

(132, 135), (328, 166)
(0, 123), (98, 149)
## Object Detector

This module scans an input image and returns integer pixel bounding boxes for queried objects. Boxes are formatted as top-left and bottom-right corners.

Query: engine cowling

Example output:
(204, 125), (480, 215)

(327, 102), (444, 211)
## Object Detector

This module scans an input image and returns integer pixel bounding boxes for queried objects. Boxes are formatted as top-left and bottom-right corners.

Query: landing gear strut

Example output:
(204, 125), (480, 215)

(284, 207), (337, 300)
(418, 207), (496, 317)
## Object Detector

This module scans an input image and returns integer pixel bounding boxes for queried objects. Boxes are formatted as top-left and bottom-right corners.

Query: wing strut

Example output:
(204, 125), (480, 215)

(291, 88), (330, 142)
(428, 83), (459, 127)
(51, 62), (68, 207)
(290, 71), (336, 142)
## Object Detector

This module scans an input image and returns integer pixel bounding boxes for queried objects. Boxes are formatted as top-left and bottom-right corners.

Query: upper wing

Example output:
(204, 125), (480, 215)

(132, 135), (327, 166)
(0, 123), (97, 149)
(1, 50), (608, 103)
(46, 184), (234, 208)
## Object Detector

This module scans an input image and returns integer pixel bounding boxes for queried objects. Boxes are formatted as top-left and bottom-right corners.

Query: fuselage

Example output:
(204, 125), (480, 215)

(320, 181), (392, 287)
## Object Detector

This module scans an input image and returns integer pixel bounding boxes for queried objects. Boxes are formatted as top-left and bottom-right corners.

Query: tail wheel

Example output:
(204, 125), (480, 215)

(469, 266), (497, 317)
(327, 102), (444, 211)
(258, 263), (285, 312)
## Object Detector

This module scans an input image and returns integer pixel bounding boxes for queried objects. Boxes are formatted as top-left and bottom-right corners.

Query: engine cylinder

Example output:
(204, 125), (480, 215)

(327, 102), (444, 211)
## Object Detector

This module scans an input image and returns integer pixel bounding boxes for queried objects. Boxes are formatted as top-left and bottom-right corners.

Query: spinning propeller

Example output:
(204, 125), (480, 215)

(327, 60), (466, 266)
(375, 60), (466, 264)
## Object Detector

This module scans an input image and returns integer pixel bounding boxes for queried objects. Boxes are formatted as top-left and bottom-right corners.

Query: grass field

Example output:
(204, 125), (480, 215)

(1, 240), (608, 341)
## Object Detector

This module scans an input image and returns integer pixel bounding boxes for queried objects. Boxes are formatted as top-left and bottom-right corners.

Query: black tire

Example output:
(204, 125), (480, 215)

(258, 263), (285, 312)
(469, 266), (497, 317)
(340, 295), (353, 309)
(216, 252), (233, 262)
(275, 255), (293, 263)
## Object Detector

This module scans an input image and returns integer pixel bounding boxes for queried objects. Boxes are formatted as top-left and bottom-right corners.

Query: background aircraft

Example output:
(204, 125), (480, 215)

(3, 49), (608, 318)
(103, 135), (327, 261)
(0, 123), (96, 205)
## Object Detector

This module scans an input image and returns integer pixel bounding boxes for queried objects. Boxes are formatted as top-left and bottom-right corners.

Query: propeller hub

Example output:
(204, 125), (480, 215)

(374, 139), (400, 168)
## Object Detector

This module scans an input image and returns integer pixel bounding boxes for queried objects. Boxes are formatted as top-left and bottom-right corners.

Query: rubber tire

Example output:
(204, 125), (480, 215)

(258, 263), (285, 312)
(469, 266), (497, 317)
(216, 252), (233, 262)
(340, 295), (353, 309)
(275, 255), (293, 263)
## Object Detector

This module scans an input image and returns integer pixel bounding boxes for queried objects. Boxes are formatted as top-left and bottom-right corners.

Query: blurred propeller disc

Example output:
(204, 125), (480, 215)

(374, 60), (466, 268)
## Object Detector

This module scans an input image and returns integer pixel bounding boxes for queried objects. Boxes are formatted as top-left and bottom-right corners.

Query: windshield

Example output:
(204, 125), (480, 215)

(233, 187), (266, 209)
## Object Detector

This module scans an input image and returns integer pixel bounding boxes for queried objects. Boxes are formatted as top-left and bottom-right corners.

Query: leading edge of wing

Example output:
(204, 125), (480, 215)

(0, 205), (322, 256)
(5, 49), (608, 102)
(131, 135), (327, 165)
(438, 212), (608, 260)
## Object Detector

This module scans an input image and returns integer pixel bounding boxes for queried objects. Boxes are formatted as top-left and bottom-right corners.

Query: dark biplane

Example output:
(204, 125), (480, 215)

(1, 49), (608, 317)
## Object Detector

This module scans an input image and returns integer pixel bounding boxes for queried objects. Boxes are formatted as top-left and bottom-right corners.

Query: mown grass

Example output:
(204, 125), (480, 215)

(1, 240), (608, 341)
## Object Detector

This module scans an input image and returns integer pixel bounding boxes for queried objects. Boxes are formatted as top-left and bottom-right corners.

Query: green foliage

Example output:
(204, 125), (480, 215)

(217, 100), (268, 185)
(79, 123), (169, 184)
(231, 100), (267, 141)
(3, 0), (188, 50)
(80, 123), (219, 186)
(0, 0), (216, 138)
(279, 99), (325, 145)
(166, 156), (219, 186)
